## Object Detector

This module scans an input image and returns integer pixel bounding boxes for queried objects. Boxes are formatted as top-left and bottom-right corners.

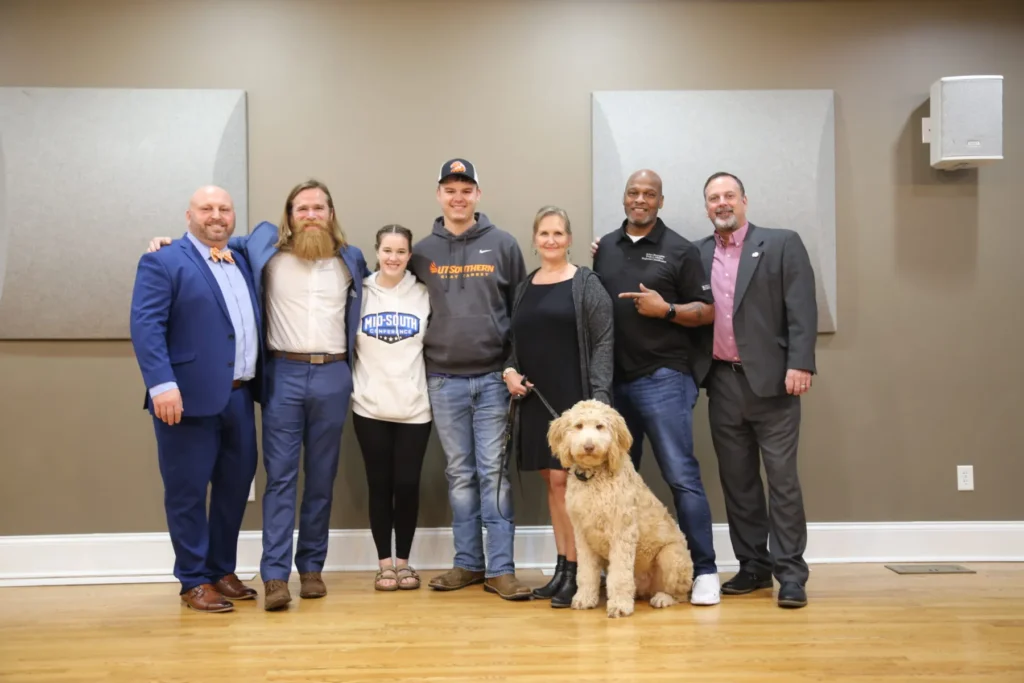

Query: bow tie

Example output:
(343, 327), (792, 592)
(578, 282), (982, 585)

(210, 247), (234, 264)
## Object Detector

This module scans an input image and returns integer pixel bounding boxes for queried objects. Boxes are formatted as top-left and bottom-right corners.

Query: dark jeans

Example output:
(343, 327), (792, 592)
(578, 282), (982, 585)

(613, 367), (718, 577)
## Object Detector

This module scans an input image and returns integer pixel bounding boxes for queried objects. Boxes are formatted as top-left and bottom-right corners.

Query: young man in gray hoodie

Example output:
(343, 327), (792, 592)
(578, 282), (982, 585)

(409, 159), (532, 600)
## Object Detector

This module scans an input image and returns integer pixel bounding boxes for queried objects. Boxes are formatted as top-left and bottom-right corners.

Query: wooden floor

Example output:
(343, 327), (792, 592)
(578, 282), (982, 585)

(1, 564), (1022, 682)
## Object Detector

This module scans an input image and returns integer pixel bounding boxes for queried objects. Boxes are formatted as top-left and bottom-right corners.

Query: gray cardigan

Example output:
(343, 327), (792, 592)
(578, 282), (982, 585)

(503, 266), (614, 467)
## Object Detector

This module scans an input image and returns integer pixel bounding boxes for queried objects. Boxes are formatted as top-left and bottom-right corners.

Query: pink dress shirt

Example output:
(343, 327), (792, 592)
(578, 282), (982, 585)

(710, 223), (749, 362)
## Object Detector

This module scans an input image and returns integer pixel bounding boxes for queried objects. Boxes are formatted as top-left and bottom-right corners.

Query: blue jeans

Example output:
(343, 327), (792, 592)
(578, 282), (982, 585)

(260, 358), (353, 581)
(614, 367), (718, 576)
(427, 371), (515, 578)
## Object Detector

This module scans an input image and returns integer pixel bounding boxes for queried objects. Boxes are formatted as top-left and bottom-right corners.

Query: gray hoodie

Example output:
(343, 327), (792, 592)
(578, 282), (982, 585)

(410, 212), (526, 376)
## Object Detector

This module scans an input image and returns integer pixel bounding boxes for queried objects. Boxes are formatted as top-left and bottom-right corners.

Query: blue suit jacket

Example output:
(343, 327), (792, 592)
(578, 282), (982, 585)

(228, 221), (370, 382)
(130, 237), (263, 416)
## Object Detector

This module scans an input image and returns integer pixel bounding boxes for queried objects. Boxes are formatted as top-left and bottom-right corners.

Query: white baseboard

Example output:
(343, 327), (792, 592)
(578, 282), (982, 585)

(0, 522), (1021, 587)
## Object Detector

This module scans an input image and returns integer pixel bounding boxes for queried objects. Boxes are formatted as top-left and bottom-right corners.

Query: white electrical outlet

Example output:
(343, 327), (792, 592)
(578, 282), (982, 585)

(248, 479), (256, 502)
(957, 465), (974, 491)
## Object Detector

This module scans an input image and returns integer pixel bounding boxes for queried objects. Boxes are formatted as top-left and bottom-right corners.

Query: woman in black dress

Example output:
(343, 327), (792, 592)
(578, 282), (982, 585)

(502, 206), (614, 608)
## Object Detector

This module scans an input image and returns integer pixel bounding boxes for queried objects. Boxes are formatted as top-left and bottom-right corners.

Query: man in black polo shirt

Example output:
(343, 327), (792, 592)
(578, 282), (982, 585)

(592, 169), (721, 606)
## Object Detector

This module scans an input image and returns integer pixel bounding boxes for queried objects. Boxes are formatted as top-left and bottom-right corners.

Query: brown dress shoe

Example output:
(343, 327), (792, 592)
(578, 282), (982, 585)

(428, 567), (486, 591)
(299, 572), (327, 599)
(484, 573), (533, 601)
(180, 584), (234, 613)
(214, 573), (258, 600)
(264, 579), (291, 611)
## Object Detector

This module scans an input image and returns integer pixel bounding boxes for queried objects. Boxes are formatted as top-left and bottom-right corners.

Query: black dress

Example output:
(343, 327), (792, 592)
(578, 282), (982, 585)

(511, 278), (584, 471)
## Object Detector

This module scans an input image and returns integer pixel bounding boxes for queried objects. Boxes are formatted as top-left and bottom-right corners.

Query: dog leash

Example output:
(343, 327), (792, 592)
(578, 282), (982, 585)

(497, 375), (562, 523)
(521, 376), (560, 420)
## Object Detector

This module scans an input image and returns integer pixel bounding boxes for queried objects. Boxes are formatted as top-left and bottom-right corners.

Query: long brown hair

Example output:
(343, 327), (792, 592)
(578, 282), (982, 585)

(274, 179), (347, 249)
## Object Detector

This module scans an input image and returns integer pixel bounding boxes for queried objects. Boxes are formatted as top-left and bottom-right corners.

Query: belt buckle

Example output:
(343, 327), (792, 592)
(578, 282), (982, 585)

(310, 354), (326, 365)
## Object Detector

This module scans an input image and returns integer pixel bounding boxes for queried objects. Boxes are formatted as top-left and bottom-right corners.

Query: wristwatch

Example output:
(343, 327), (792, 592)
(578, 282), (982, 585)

(664, 303), (676, 320)
(502, 367), (517, 380)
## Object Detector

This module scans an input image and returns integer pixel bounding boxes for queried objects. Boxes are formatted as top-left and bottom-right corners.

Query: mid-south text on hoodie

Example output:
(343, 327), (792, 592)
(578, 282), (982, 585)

(410, 212), (526, 376)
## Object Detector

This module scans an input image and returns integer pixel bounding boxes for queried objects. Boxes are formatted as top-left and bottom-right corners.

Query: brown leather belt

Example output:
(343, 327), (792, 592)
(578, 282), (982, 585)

(273, 351), (347, 364)
(232, 379), (245, 388)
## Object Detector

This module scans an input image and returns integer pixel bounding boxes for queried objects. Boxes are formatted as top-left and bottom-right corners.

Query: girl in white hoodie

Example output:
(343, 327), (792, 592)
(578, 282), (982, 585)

(351, 225), (433, 591)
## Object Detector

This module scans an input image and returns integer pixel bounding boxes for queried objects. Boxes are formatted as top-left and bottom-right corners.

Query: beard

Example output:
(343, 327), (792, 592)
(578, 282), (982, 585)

(713, 211), (738, 231)
(289, 220), (337, 261)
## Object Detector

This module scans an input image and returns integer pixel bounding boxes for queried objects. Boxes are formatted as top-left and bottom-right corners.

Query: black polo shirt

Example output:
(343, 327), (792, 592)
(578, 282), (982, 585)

(593, 218), (713, 383)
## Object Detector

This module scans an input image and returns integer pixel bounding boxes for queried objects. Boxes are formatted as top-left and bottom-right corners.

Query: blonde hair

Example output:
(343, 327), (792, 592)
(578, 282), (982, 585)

(274, 179), (347, 249)
(532, 205), (572, 235)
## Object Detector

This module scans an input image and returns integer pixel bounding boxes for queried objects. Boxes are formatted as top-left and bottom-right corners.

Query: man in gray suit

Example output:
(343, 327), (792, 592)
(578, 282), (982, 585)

(695, 171), (817, 609)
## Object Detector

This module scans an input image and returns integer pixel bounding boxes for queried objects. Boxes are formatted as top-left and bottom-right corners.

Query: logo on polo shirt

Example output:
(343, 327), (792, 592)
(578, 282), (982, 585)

(642, 252), (666, 263)
(361, 312), (422, 344)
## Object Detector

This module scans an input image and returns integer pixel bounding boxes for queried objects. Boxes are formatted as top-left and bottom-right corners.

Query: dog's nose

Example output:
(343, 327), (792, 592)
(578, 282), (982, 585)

(583, 442), (595, 453)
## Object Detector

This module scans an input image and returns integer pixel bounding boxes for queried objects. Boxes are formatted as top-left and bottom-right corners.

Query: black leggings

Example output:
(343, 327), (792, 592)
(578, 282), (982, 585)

(352, 414), (432, 561)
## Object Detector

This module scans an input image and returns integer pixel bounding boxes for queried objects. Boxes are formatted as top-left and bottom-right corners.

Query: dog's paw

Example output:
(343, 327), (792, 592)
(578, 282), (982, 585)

(649, 592), (676, 609)
(606, 599), (634, 618)
(571, 592), (599, 610)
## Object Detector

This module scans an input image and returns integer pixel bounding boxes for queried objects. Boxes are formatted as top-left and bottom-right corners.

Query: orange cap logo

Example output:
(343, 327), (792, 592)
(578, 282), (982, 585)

(450, 161), (466, 174)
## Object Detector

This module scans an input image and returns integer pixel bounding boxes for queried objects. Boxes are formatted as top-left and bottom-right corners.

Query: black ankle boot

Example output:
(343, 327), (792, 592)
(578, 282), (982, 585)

(532, 555), (566, 599)
(550, 560), (577, 608)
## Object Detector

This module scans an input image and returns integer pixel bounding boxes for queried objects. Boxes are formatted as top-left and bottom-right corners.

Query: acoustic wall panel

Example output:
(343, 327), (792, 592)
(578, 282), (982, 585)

(592, 90), (837, 333)
(0, 88), (248, 339)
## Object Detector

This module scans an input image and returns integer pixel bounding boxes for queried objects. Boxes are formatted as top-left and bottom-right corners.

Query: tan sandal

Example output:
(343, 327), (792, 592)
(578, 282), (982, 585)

(396, 566), (420, 590)
(375, 566), (399, 591)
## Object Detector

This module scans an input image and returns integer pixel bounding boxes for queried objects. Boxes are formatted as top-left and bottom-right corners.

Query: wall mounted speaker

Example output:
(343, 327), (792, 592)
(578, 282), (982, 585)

(923, 75), (1003, 171)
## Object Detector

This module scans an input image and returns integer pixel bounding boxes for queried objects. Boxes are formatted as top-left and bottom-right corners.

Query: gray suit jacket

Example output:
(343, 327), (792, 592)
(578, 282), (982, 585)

(697, 223), (818, 397)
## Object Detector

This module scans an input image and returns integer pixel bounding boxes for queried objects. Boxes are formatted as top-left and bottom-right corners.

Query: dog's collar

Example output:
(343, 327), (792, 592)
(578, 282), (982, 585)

(572, 467), (594, 482)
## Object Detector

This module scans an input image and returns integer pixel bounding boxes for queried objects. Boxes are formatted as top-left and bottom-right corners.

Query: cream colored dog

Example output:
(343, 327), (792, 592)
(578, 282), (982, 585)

(548, 399), (695, 618)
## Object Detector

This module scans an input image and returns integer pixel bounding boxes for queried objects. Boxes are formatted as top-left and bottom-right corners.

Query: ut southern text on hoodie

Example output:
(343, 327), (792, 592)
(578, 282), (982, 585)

(410, 212), (527, 376)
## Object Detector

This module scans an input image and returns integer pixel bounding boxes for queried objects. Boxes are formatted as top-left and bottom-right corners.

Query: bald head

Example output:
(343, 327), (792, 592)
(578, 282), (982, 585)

(622, 169), (664, 232)
(186, 185), (236, 248)
(627, 169), (663, 194)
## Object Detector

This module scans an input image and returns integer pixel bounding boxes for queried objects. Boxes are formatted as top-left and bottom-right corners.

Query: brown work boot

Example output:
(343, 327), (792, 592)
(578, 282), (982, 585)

(214, 573), (257, 600)
(263, 579), (291, 611)
(483, 573), (533, 601)
(428, 567), (486, 591)
(180, 584), (234, 613)
(299, 571), (327, 599)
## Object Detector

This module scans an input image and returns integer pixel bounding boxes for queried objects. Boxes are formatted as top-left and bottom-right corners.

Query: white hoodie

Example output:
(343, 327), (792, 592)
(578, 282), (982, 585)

(352, 270), (432, 424)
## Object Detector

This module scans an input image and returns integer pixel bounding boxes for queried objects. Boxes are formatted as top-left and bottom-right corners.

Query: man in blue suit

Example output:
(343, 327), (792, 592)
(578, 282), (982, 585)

(154, 180), (369, 610)
(130, 185), (262, 613)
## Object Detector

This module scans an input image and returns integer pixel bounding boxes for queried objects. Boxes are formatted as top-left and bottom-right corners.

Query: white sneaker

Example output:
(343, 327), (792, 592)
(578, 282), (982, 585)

(690, 573), (721, 605)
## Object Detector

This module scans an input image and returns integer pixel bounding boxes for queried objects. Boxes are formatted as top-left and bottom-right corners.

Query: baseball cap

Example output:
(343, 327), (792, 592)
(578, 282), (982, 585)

(438, 158), (479, 185)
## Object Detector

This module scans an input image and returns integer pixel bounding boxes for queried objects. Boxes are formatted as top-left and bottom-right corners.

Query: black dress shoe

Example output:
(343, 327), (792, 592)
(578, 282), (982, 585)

(721, 570), (773, 595)
(532, 555), (566, 599)
(777, 582), (807, 609)
(550, 561), (577, 608)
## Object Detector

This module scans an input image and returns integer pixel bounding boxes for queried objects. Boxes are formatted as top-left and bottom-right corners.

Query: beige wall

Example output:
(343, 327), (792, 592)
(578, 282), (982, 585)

(1, 0), (1022, 536)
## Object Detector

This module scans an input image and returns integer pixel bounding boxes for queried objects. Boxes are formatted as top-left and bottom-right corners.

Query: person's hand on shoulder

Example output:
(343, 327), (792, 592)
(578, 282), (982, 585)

(148, 237), (172, 253)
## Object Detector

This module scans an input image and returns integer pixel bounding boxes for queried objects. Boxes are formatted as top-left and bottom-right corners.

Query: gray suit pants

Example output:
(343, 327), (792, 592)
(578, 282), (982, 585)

(708, 361), (809, 585)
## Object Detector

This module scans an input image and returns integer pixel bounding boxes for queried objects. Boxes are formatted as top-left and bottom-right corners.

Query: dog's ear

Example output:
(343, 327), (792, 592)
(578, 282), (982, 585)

(547, 411), (574, 469)
(606, 408), (633, 473)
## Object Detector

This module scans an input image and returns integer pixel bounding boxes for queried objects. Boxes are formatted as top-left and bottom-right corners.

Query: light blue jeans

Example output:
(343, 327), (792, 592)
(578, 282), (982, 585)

(427, 371), (515, 578)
